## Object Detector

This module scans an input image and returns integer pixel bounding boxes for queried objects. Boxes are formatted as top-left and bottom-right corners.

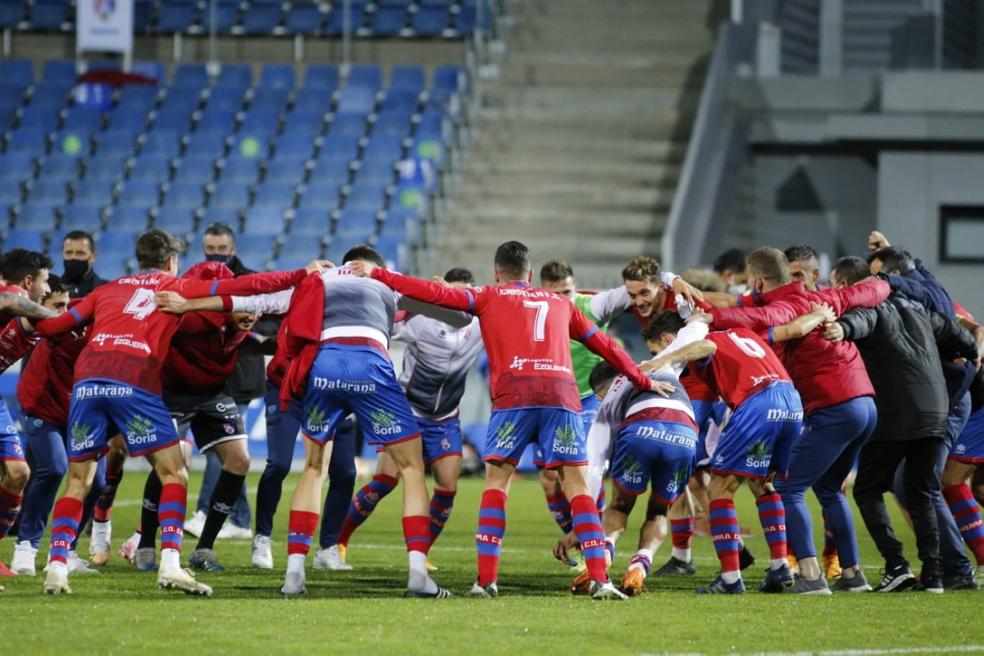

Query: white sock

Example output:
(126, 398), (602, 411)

(671, 547), (691, 562)
(770, 558), (787, 571)
(287, 553), (306, 575)
(160, 548), (180, 571)
(408, 550), (427, 576)
(721, 570), (741, 584)
(92, 520), (111, 549)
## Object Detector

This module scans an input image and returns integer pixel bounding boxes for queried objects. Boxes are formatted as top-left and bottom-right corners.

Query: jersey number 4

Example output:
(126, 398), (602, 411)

(123, 288), (157, 320)
(523, 300), (549, 342)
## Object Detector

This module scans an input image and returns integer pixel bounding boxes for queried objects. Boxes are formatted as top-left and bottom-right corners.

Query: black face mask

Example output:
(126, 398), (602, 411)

(205, 254), (230, 264)
(63, 259), (90, 283)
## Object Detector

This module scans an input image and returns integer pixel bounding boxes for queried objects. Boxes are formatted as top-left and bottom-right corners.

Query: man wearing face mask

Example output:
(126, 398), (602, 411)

(61, 231), (107, 299)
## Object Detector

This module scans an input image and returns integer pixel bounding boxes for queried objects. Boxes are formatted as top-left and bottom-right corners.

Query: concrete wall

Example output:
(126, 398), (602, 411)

(878, 152), (984, 317)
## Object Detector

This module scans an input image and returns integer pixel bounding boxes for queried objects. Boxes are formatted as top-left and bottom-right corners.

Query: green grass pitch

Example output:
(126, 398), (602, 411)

(1, 472), (981, 655)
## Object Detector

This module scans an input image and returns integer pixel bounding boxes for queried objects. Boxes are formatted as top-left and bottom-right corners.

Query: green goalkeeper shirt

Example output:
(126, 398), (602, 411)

(571, 288), (633, 397)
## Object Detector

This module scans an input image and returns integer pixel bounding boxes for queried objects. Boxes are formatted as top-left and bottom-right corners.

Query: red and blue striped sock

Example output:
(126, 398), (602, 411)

(48, 496), (83, 564)
(475, 489), (507, 586)
(0, 485), (23, 540)
(287, 510), (319, 556)
(158, 483), (186, 553)
(338, 474), (398, 547)
(670, 517), (694, 560)
(944, 483), (984, 566)
(756, 492), (788, 564)
(629, 550), (652, 574)
(710, 498), (741, 576)
(596, 483), (607, 513)
(403, 515), (431, 555)
(545, 492), (573, 534)
(571, 494), (608, 583)
(428, 488), (456, 544)
(93, 465), (124, 522)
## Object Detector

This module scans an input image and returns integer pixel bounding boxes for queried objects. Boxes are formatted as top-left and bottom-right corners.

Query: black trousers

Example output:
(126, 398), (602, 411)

(853, 438), (945, 574)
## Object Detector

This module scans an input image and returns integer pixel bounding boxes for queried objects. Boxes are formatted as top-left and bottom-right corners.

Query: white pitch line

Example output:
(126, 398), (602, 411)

(646, 648), (984, 656)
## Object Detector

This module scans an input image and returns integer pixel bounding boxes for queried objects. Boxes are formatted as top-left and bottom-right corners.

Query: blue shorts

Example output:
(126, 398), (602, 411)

(419, 416), (463, 464)
(0, 398), (23, 462)
(611, 419), (697, 503)
(709, 382), (803, 480)
(950, 407), (984, 463)
(301, 345), (420, 447)
(68, 379), (180, 461)
(532, 394), (598, 468)
(487, 407), (585, 469)
(692, 399), (728, 467)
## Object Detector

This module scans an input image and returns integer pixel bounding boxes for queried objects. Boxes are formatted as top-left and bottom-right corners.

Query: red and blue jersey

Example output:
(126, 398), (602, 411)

(34, 268), (306, 394)
(695, 328), (792, 410)
(370, 268), (651, 412)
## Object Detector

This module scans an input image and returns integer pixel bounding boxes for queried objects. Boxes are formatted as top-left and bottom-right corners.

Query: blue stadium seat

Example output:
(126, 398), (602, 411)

(40, 155), (80, 182)
(252, 182), (296, 209)
(129, 155), (172, 183)
(221, 157), (260, 183)
(317, 134), (359, 164)
(250, 87), (289, 113)
(6, 128), (47, 155)
(373, 113), (412, 139)
(204, 89), (246, 114)
(264, 162), (307, 187)
(156, 0), (197, 32)
(285, 4), (320, 34)
(132, 61), (166, 84)
(336, 86), (376, 115)
(420, 0), (452, 6)
(334, 208), (376, 235)
(120, 85), (160, 109)
(197, 109), (237, 134)
(171, 64), (209, 91)
(17, 203), (58, 231)
(237, 232), (276, 261)
(239, 111), (280, 139)
(63, 105), (105, 132)
(19, 105), (60, 132)
(411, 136), (444, 163)
(4, 228), (46, 252)
(141, 130), (182, 158)
(73, 182), (116, 206)
(272, 133), (316, 162)
(60, 205), (103, 232)
(334, 224), (373, 245)
(53, 129), (93, 158)
(107, 206), (151, 232)
(305, 65), (339, 91)
(231, 134), (271, 159)
(324, 2), (365, 36)
(209, 181), (251, 210)
(381, 208), (418, 238)
(242, 206), (284, 236)
(160, 86), (202, 112)
(344, 183), (384, 211)
(108, 106), (152, 135)
(378, 0), (411, 7)
(279, 231), (321, 258)
(83, 154), (127, 183)
(0, 59), (33, 87)
(243, 5), (280, 34)
(374, 234), (406, 267)
(309, 164), (349, 187)
(201, 207), (239, 227)
(95, 130), (136, 157)
(346, 65), (382, 92)
(362, 136), (403, 163)
(328, 113), (368, 138)
(98, 231), (139, 259)
(298, 185), (341, 211)
(0, 153), (34, 184)
(42, 60), (76, 86)
(292, 86), (333, 114)
(200, 0), (239, 33)
(173, 156), (215, 184)
(184, 132), (228, 159)
(217, 64), (252, 89)
(162, 181), (204, 209)
(411, 7), (447, 36)
(118, 180), (161, 208)
(391, 182), (427, 215)
(259, 65), (294, 92)
(153, 106), (193, 133)
(0, 184), (22, 205)
(99, 257), (130, 279)
(432, 65), (467, 103)
(370, 7), (406, 36)
(355, 159), (394, 186)
(415, 109), (447, 139)
(153, 207), (196, 234)
(281, 111), (323, 138)
(30, 0), (68, 31)
(27, 83), (69, 109)
(290, 207), (330, 236)
(0, 106), (16, 134)
(27, 178), (68, 206)
(380, 89), (421, 117)
(0, 2), (22, 29)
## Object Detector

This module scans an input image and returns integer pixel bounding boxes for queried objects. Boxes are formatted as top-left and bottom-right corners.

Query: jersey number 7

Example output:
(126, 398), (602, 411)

(523, 300), (549, 342)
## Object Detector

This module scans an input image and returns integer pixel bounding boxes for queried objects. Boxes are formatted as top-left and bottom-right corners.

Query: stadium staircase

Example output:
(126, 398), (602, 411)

(428, 0), (723, 287)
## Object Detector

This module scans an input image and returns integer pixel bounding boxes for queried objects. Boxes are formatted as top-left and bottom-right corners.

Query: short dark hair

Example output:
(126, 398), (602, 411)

(343, 245), (385, 268)
(831, 256), (870, 286)
(444, 267), (474, 285)
(621, 256), (661, 283)
(1, 248), (53, 283)
(540, 260), (574, 284)
(683, 268), (726, 293)
(868, 246), (914, 274)
(63, 230), (96, 252)
(204, 222), (236, 243)
(784, 244), (819, 264)
(494, 241), (531, 279)
(642, 311), (686, 343)
(135, 229), (183, 270)
(712, 248), (746, 275)
(589, 361), (618, 395)
(746, 247), (791, 285)
(45, 274), (67, 296)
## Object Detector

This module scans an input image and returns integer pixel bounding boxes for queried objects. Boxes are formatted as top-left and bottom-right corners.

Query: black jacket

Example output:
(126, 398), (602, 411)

(63, 267), (107, 299)
(838, 292), (978, 442)
(222, 256), (279, 403)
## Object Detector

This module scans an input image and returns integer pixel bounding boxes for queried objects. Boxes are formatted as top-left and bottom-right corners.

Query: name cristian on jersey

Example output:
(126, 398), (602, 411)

(90, 332), (152, 355)
(75, 384), (135, 400)
(508, 356), (571, 374)
(631, 424), (698, 449)
(496, 287), (555, 299)
(312, 377), (377, 394)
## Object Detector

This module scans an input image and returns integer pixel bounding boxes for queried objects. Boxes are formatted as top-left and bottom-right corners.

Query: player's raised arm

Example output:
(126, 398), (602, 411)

(351, 260), (478, 312)
(769, 302), (837, 343)
(709, 300), (799, 332)
(820, 277), (890, 315)
(569, 305), (665, 394)
(0, 292), (56, 321)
